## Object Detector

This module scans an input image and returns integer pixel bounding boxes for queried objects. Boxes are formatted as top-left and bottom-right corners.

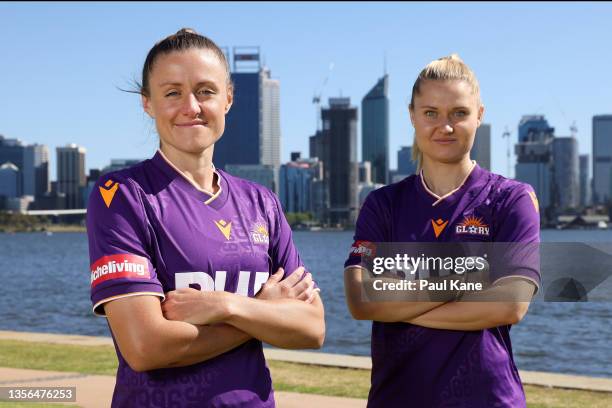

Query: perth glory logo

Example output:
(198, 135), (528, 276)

(99, 179), (119, 208)
(455, 215), (490, 236)
(251, 223), (269, 244)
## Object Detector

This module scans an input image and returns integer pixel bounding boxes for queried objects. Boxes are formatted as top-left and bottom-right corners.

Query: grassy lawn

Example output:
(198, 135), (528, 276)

(0, 404), (78, 408)
(0, 340), (610, 407)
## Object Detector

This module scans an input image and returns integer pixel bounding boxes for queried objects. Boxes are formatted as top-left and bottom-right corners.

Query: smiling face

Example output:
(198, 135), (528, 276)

(142, 48), (233, 156)
(410, 79), (483, 166)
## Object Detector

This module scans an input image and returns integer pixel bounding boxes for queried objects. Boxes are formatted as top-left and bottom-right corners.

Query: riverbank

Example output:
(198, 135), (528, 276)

(0, 331), (610, 407)
(1, 223), (611, 233)
(0, 224), (85, 233)
(0, 211), (86, 233)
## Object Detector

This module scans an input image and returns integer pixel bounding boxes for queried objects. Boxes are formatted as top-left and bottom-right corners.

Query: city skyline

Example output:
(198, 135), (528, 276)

(0, 2), (610, 181)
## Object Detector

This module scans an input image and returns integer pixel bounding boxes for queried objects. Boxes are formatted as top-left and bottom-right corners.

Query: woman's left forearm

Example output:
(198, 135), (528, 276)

(407, 279), (536, 331)
(225, 294), (325, 349)
(407, 301), (530, 331)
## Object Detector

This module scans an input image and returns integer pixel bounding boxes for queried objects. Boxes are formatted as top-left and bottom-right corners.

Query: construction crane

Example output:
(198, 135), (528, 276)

(312, 62), (334, 131)
(570, 120), (578, 138)
(555, 97), (578, 138)
(502, 126), (512, 178)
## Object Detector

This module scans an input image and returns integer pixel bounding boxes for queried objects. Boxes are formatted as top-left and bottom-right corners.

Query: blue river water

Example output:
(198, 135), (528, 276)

(0, 230), (610, 378)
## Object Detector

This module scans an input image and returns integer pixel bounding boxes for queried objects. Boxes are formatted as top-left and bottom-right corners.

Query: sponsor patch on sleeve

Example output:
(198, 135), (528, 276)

(349, 240), (376, 258)
(90, 254), (150, 288)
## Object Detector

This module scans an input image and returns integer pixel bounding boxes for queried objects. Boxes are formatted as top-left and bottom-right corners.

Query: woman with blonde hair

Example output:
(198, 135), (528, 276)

(345, 54), (539, 407)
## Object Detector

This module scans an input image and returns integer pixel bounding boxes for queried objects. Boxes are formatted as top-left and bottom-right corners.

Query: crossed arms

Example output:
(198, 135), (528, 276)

(105, 267), (325, 372)
(344, 266), (536, 331)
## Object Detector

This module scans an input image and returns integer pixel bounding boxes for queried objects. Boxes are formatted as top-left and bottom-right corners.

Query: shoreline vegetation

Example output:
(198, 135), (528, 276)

(0, 211), (347, 233)
(0, 224), (86, 233)
(1, 211), (610, 233)
(0, 339), (610, 407)
(0, 213), (85, 233)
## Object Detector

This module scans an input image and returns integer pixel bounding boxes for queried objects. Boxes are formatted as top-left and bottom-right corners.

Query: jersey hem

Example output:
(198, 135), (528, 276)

(491, 274), (540, 295)
(93, 291), (165, 316)
(344, 264), (369, 272)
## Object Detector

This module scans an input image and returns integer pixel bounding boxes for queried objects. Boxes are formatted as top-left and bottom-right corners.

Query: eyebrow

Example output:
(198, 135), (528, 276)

(157, 81), (219, 88)
(419, 105), (471, 110)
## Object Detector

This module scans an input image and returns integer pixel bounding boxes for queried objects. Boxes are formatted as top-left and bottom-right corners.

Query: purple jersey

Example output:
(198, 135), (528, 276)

(345, 163), (540, 408)
(87, 150), (306, 407)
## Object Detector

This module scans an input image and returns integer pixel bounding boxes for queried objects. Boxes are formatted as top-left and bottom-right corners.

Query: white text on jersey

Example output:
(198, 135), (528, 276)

(175, 271), (270, 296)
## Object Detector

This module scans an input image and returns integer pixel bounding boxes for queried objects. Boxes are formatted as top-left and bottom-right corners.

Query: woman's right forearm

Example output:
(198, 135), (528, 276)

(344, 267), (445, 321)
(105, 296), (251, 372)
(153, 322), (252, 369)
(350, 298), (446, 322)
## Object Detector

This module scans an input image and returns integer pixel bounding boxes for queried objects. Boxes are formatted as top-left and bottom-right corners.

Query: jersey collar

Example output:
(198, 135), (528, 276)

(417, 161), (483, 208)
(151, 150), (228, 208)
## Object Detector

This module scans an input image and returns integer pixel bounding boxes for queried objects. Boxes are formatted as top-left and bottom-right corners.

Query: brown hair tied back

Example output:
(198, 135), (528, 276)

(138, 28), (232, 97)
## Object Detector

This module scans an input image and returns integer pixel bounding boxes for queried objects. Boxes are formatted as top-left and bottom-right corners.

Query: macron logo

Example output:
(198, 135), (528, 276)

(99, 179), (119, 208)
(214, 219), (232, 240)
(431, 218), (449, 238)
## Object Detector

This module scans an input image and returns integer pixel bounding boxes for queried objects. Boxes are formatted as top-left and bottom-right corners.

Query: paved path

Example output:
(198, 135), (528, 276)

(1, 329), (612, 407)
(0, 367), (366, 408)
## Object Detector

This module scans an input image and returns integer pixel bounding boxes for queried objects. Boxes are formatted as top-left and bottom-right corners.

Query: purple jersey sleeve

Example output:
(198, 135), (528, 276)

(345, 191), (388, 269)
(491, 184), (541, 290)
(87, 174), (164, 316)
(268, 192), (313, 285)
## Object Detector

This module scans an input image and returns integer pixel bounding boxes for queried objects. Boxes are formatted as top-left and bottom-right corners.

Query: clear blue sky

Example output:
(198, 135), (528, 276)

(1, 2), (610, 181)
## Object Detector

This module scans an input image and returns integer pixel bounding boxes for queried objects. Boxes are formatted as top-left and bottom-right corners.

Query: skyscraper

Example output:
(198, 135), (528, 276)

(0, 135), (49, 198)
(397, 146), (417, 176)
(471, 123), (491, 170)
(0, 135), (25, 196)
(261, 68), (281, 169)
(0, 163), (19, 199)
(217, 72), (259, 167)
(358, 161), (372, 185)
(225, 163), (277, 194)
(361, 75), (389, 184)
(225, 164), (275, 191)
(579, 154), (590, 208)
(23, 144), (49, 196)
(592, 115), (612, 203)
(552, 137), (579, 211)
(321, 97), (359, 226)
(83, 168), (103, 208)
(57, 144), (86, 209)
(279, 158), (322, 214)
(515, 115), (554, 216)
(518, 115), (552, 142)
(214, 48), (281, 180)
(309, 130), (326, 163)
(307, 133), (330, 222)
(261, 68), (281, 192)
(101, 159), (143, 175)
